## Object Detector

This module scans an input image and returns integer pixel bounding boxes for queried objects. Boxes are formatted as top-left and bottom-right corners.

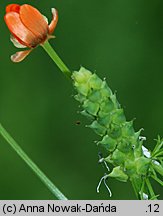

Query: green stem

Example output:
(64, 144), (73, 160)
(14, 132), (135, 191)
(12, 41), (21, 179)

(130, 177), (141, 199)
(152, 162), (163, 176)
(145, 178), (157, 200)
(140, 179), (145, 200)
(131, 181), (139, 199)
(0, 123), (67, 200)
(151, 175), (163, 186)
(41, 41), (72, 79)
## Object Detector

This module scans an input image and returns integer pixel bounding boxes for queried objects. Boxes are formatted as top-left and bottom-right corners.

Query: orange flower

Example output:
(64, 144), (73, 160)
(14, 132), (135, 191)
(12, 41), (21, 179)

(4, 4), (58, 62)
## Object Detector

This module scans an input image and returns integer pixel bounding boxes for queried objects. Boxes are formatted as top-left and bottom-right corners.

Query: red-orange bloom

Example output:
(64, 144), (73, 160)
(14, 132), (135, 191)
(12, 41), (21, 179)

(4, 4), (58, 62)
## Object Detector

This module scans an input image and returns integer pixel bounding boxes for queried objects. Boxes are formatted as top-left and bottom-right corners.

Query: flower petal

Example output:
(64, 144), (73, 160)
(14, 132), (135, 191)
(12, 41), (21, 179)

(48, 8), (58, 35)
(11, 50), (32, 62)
(4, 12), (38, 47)
(20, 4), (48, 41)
(6, 4), (20, 13)
(43, 15), (48, 24)
(10, 35), (27, 48)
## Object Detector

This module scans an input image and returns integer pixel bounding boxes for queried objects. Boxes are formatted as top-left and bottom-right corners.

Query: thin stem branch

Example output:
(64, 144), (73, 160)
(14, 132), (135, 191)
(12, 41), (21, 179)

(145, 178), (157, 200)
(131, 180), (139, 199)
(0, 123), (68, 200)
(140, 179), (145, 200)
(130, 176), (143, 200)
(151, 175), (163, 186)
(41, 41), (72, 79)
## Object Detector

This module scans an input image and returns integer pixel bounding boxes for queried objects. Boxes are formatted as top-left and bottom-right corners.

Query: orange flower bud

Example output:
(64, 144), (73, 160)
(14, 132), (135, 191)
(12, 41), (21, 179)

(4, 4), (58, 62)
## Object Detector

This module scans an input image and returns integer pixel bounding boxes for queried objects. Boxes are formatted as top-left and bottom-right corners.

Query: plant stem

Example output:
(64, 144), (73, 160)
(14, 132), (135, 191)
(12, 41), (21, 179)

(145, 178), (157, 200)
(140, 179), (145, 200)
(151, 175), (163, 186)
(42, 41), (72, 79)
(130, 177), (140, 199)
(0, 123), (68, 200)
(131, 181), (139, 199)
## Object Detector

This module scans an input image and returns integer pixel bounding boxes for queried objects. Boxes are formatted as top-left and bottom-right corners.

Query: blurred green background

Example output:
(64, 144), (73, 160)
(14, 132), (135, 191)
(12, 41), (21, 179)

(0, 0), (163, 199)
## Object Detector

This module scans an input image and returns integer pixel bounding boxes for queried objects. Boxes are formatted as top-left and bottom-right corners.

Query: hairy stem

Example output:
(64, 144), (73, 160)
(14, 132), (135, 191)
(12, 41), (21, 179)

(0, 123), (67, 200)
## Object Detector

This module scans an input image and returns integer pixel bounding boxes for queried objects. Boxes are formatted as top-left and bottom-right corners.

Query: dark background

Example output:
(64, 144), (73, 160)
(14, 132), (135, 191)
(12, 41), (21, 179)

(0, 0), (163, 199)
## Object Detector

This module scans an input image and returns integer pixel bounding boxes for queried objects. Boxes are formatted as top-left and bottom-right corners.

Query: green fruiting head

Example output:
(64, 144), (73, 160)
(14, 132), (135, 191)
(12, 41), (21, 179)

(72, 67), (163, 199)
